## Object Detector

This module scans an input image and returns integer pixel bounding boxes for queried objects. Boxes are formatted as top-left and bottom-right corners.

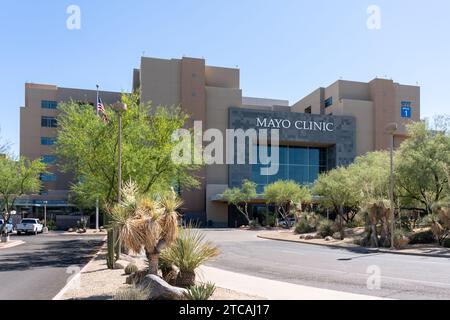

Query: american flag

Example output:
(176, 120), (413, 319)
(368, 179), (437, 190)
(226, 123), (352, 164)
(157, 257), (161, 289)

(97, 97), (105, 114)
(97, 96), (109, 122)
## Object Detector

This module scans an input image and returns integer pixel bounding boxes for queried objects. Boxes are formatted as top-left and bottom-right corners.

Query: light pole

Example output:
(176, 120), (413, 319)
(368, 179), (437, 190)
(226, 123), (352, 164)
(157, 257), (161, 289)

(95, 197), (99, 231)
(43, 201), (49, 234)
(112, 102), (127, 258)
(112, 102), (127, 203)
(385, 122), (398, 249)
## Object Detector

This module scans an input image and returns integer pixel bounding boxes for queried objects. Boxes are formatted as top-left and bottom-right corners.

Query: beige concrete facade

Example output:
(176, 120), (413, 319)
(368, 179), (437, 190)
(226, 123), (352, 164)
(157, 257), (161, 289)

(20, 83), (122, 210)
(20, 56), (420, 227)
(292, 79), (420, 156)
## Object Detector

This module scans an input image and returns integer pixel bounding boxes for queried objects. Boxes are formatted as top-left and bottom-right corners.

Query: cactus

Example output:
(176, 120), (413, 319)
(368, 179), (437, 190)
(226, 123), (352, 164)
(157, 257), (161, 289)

(125, 262), (139, 275)
(107, 228), (117, 269)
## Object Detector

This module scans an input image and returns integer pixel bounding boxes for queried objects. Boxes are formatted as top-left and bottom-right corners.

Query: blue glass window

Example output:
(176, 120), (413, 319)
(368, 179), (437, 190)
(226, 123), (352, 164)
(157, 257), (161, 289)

(41, 116), (57, 128)
(324, 97), (333, 108)
(252, 145), (328, 191)
(41, 137), (56, 145)
(42, 155), (57, 164)
(268, 165), (289, 184)
(40, 173), (57, 182)
(41, 100), (58, 109)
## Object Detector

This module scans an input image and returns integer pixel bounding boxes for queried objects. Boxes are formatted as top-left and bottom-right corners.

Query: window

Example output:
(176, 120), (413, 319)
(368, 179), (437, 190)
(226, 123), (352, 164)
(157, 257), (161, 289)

(41, 100), (58, 109)
(41, 116), (57, 128)
(324, 97), (333, 108)
(305, 106), (312, 114)
(251, 145), (328, 190)
(41, 137), (56, 145)
(42, 155), (57, 164)
(40, 173), (56, 182)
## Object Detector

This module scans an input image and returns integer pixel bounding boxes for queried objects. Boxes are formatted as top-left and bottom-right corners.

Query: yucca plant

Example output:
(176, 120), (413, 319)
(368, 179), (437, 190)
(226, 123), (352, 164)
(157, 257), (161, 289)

(160, 225), (220, 288)
(108, 181), (181, 275)
(184, 282), (216, 300)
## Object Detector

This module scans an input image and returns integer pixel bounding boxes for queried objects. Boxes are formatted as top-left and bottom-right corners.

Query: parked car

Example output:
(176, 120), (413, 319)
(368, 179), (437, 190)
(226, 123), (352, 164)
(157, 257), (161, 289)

(0, 219), (13, 234)
(16, 219), (44, 235)
(278, 218), (296, 228)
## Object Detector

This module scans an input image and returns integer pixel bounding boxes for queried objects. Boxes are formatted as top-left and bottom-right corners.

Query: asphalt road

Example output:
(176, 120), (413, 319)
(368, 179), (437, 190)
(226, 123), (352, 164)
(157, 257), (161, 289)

(202, 230), (450, 300)
(0, 233), (104, 300)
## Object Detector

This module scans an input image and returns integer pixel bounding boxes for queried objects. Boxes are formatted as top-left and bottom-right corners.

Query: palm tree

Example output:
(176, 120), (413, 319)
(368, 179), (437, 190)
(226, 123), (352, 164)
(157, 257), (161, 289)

(108, 181), (181, 274)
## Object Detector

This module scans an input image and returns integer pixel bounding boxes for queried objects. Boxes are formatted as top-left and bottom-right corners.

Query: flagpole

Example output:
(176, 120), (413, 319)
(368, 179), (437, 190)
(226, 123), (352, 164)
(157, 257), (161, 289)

(95, 84), (100, 231)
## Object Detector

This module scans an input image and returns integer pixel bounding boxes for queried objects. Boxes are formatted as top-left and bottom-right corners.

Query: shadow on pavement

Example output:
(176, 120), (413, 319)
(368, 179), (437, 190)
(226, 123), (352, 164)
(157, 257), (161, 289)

(0, 238), (103, 272)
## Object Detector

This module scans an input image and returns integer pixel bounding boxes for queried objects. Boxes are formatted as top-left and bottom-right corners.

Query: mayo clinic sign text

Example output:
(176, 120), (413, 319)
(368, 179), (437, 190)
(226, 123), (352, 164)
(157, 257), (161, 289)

(256, 117), (335, 132)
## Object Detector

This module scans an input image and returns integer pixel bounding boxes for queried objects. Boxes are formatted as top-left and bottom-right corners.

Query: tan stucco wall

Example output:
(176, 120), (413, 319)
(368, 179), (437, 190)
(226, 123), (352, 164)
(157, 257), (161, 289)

(21, 83), (122, 195)
(291, 88), (323, 114)
(206, 184), (229, 226)
(205, 66), (239, 89)
(140, 57), (181, 107)
(205, 86), (242, 185)
(338, 99), (375, 156)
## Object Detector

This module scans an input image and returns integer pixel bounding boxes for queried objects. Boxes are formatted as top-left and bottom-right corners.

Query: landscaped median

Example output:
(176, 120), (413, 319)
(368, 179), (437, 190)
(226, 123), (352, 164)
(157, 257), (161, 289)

(54, 246), (263, 300)
(258, 230), (450, 258)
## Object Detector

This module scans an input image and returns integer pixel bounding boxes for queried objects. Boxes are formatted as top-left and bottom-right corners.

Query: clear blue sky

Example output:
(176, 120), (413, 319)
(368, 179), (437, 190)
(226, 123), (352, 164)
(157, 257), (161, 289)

(1, 0), (449, 155)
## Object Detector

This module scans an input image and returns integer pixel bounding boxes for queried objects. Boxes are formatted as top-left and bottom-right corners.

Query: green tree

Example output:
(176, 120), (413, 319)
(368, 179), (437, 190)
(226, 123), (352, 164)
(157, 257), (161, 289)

(350, 151), (390, 203)
(312, 167), (361, 224)
(395, 121), (450, 215)
(264, 180), (311, 228)
(56, 93), (199, 207)
(0, 156), (46, 235)
(222, 180), (257, 224)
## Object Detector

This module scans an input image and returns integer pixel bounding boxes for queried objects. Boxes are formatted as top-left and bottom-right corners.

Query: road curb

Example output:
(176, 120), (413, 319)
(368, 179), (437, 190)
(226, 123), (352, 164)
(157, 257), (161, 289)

(257, 234), (450, 259)
(52, 236), (107, 300)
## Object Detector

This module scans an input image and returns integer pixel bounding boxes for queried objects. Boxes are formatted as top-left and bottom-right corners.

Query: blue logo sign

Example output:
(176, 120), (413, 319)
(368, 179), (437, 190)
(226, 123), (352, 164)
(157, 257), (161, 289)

(401, 101), (412, 118)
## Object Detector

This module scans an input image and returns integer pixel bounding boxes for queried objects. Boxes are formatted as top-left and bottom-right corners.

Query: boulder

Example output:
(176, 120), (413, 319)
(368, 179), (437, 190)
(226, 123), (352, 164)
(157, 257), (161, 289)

(332, 232), (342, 240)
(325, 236), (333, 241)
(126, 270), (148, 285)
(304, 235), (314, 240)
(140, 274), (187, 300)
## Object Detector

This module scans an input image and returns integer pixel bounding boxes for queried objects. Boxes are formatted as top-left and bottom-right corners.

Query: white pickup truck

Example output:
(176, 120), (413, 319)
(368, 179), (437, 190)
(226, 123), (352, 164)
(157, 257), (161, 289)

(16, 218), (44, 235)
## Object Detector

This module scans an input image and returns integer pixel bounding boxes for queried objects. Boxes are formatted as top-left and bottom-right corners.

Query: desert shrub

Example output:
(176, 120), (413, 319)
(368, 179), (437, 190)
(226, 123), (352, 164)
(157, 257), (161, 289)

(249, 219), (260, 229)
(294, 218), (314, 234)
(264, 214), (276, 227)
(408, 229), (435, 244)
(353, 212), (367, 227)
(184, 282), (216, 300)
(124, 262), (139, 275)
(294, 212), (323, 234)
(318, 220), (334, 238)
(444, 238), (450, 248)
(47, 220), (57, 231)
(113, 286), (149, 300)
(160, 226), (219, 288)
(399, 215), (413, 232)
(394, 230), (410, 249)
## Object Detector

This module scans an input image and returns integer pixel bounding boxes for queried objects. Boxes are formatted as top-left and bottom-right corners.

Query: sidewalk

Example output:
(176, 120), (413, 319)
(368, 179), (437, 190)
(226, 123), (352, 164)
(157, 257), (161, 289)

(258, 231), (450, 259)
(197, 266), (387, 300)
(0, 240), (25, 250)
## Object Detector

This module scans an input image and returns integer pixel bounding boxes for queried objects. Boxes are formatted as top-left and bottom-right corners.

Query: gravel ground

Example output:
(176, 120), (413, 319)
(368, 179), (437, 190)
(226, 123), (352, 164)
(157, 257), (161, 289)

(60, 247), (264, 300)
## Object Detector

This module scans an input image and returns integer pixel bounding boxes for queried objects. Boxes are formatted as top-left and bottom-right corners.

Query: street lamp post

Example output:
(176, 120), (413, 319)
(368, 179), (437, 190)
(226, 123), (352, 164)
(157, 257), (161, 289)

(112, 102), (127, 203)
(385, 122), (398, 249)
(43, 201), (49, 234)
